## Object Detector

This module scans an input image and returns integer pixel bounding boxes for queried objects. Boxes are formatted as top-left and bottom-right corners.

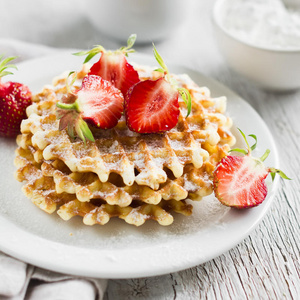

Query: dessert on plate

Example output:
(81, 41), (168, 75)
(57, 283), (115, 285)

(14, 36), (237, 226)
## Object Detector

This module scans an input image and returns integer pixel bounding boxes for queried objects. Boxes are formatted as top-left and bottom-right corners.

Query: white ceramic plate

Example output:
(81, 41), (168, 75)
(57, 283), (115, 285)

(0, 52), (279, 279)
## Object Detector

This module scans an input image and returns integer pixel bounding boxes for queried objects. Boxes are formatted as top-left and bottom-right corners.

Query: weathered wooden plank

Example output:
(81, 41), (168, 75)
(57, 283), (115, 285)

(105, 213), (299, 300)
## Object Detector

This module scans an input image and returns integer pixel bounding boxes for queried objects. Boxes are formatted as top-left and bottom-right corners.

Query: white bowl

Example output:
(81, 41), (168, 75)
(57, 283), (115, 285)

(212, 0), (300, 92)
(282, 0), (300, 8)
(85, 0), (189, 44)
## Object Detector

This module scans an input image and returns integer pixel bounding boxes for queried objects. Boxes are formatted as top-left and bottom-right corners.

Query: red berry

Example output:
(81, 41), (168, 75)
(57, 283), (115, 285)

(75, 35), (140, 97)
(125, 77), (180, 133)
(213, 129), (290, 209)
(90, 52), (140, 97)
(77, 74), (124, 129)
(213, 155), (268, 208)
(0, 81), (32, 138)
(56, 74), (124, 143)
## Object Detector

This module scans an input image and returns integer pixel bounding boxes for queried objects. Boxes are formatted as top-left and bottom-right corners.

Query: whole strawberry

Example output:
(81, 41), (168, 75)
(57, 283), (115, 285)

(213, 129), (290, 208)
(74, 34), (140, 97)
(0, 55), (32, 138)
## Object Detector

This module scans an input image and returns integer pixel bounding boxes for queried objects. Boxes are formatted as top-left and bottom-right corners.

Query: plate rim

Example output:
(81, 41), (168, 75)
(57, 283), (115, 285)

(0, 51), (280, 278)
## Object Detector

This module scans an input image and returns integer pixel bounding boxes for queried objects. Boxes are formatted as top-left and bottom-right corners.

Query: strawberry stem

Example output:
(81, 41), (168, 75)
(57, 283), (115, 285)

(229, 129), (291, 182)
(56, 101), (79, 111)
(73, 34), (137, 63)
(56, 101), (95, 145)
(120, 34), (137, 56)
(260, 149), (270, 162)
(239, 128), (251, 153)
(229, 148), (248, 155)
(153, 44), (169, 75)
(230, 129), (258, 155)
(66, 71), (77, 94)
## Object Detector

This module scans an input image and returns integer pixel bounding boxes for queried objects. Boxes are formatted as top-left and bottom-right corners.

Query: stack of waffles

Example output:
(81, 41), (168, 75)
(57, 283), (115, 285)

(14, 65), (236, 226)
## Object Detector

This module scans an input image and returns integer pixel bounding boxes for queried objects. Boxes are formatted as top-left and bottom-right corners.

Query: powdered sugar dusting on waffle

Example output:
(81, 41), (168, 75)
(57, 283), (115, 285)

(14, 63), (236, 226)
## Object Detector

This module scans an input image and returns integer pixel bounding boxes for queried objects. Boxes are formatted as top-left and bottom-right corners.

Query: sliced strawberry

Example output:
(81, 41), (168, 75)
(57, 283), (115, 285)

(213, 155), (269, 208)
(89, 52), (139, 97)
(74, 34), (140, 97)
(56, 74), (124, 143)
(0, 55), (32, 138)
(125, 77), (180, 133)
(77, 75), (124, 129)
(213, 129), (290, 208)
(124, 45), (192, 134)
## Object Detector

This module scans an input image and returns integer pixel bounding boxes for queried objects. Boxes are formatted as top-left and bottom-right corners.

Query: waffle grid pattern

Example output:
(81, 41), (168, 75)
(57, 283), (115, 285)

(14, 65), (235, 226)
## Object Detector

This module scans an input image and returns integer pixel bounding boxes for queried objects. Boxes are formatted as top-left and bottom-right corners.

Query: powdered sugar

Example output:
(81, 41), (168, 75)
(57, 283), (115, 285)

(221, 0), (300, 50)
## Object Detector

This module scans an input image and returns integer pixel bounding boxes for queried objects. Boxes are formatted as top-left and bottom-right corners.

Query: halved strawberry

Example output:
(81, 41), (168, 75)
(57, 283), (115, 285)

(77, 74), (124, 128)
(74, 34), (140, 97)
(0, 55), (32, 138)
(125, 45), (191, 134)
(89, 52), (139, 97)
(213, 129), (290, 208)
(125, 77), (179, 133)
(56, 74), (124, 143)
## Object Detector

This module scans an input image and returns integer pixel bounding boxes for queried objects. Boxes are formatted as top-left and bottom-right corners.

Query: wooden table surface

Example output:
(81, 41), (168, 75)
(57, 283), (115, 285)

(103, 2), (300, 299)
(0, 1), (298, 299)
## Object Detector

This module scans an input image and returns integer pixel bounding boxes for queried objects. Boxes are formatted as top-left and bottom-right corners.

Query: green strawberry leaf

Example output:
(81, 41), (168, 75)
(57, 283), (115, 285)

(79, 118), (95, 142)
(56, 97), (95, 144)
(120, 34), (137, 56)
(230, 129), (257, 155)
(74, 34), (137, 63)
(229, 148), (248, 155)
(269, 168), (291, 181)
(229, 128), (291, 182)
(65, 71), (77, 93)
(73, 45), (105, 63)
(153, 44), (168, 74)
(249, 134), (257, 151)
(154, 68), (165, 73)
(83, 52), (99, 64)
(0, 55), (18, 78)
(178, 87), (192, 118)
(75, 118), (86, 144)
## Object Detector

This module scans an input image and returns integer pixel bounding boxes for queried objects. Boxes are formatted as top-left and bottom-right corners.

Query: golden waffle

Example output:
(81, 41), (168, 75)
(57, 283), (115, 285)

(14, 146), (193, 226)
(14, 64), (236, 226)
(20, 69), (235, 190)
(14, 147), (75, 214)
(57, 199), (192, 226)
(17, 134), (228, 205)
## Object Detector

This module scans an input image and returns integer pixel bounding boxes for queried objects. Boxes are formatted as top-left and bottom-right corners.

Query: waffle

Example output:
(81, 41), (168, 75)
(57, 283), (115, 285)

(14, 64), (236, 226)
(14, 146), (192, 226)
